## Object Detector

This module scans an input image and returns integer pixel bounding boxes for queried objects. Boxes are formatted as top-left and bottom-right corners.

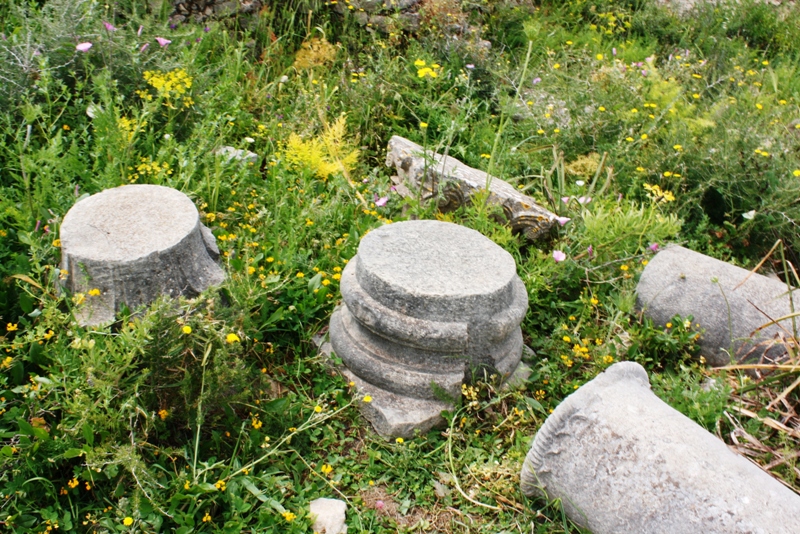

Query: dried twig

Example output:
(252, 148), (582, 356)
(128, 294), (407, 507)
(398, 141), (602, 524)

(730, 405), (800, 440)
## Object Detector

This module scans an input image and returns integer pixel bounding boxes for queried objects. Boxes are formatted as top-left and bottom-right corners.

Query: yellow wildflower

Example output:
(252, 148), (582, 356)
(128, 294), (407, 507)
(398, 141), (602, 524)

(226, 333), (241, 344)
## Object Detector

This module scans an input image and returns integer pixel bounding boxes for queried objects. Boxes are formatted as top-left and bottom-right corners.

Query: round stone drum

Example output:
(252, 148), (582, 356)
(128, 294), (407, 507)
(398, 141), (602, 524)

(329, 220), (528, 437)
(60, 184), (224, 325)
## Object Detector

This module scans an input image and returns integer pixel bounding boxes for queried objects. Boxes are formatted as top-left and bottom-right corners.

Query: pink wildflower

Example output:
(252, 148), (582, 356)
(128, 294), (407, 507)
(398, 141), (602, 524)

(552, 250), (567, 263)
(155, 37), (171, 47)
(555, 216), (571, 226)
(76, 42), (92, 52)
(103, 21), (117, 32)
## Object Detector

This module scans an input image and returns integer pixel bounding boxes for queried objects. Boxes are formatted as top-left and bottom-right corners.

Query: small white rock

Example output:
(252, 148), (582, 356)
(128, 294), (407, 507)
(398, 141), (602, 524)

(309, 498), (347, 534)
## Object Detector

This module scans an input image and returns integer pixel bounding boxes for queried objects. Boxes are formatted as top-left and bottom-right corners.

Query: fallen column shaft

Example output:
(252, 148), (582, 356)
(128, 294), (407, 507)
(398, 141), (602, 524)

(521, 361), (800, 534)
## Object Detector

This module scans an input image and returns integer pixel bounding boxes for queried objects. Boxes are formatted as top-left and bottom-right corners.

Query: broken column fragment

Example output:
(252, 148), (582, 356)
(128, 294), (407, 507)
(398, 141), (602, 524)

(520, 361), (800, 534)
(60, 184), (225, 325)
(328, 220), (528, 438)
(636, 244), (798, 366)
(385, 136), (557, 240)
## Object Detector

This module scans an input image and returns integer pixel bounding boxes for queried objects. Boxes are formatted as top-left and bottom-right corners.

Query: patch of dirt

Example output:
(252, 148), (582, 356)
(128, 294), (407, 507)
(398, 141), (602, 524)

(360, 485), (455, 532)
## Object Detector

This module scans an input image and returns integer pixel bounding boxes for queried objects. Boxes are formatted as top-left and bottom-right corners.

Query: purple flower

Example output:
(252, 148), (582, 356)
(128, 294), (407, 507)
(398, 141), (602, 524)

(195, 37), (202, 43)
(76, 42), (93, 52)
(553, 250), (567, 263)
(103, 21), (117, 32)
(532, 77), (541, 84)
(156, 37), (171, 47)
(561, 196), (570, 204)
(578, 196), (591, 205)
(587, 245), (594, 257)
(648, 243), (659, 252)
(137, 25), (144, 36)
(612, 47), (617, 56)
(555, 216), (571, 226)
(170, 24), (177, 30)
(140, 43), (149, 52)
(390, 185), (397, 192)
(204, 26), (211, 32)
(375, 195), (389, 207)
(641, 69), (648, 77)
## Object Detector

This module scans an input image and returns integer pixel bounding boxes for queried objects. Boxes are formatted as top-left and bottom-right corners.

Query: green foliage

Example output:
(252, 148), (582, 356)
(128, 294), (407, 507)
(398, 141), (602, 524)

(651, 364), (731, 430)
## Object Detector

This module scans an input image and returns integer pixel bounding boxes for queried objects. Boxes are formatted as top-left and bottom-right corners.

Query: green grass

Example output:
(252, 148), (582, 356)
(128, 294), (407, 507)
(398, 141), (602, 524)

(0, 0), (798, 531)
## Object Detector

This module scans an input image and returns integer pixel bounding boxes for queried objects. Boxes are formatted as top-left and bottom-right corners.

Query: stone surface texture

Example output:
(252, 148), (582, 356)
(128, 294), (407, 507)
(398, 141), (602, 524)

(309, 498), (347, 534)
(386, 136), (557, 240)
(329, 220), (528, 437)
(169, 0), (262, 23)
(636, 244), (798, 366)
(60, 184), (224, 325)
(520, 361), (800, 534)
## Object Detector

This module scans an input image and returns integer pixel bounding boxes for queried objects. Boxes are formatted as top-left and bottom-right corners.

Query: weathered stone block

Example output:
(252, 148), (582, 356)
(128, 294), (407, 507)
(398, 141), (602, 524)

(521, 361), (800, 533)
(60, 184), (224, 325)
(636, 244), (798, 366)
(329, 220), (528, 437)
(385, 136), (557, 240)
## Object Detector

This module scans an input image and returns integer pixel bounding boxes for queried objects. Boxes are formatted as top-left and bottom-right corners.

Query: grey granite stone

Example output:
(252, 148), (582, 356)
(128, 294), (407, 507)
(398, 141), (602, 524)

(636, 244), (798, 366)
(60, 184), (224, 325)
(520, 361), (800, 534)
(329, 220), (528, 437)
(385, 136), (557, 240)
